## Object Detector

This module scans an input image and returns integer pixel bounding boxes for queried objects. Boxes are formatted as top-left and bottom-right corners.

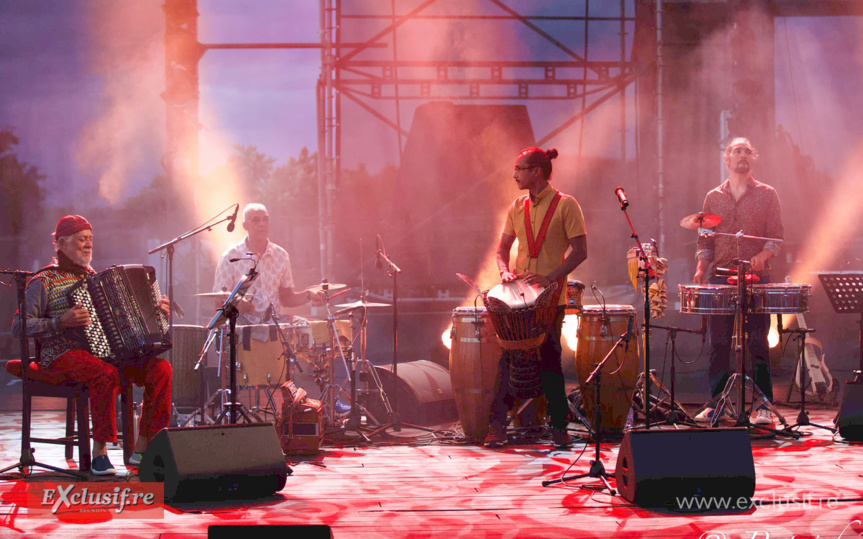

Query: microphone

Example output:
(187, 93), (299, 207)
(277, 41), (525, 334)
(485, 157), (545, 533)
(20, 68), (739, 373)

(229, 253), (255, 263)
(263, 303), (274, 323)
(375, 234), (384, 270)
(226, 204), (239, 232)
(614, 186), (629, 209)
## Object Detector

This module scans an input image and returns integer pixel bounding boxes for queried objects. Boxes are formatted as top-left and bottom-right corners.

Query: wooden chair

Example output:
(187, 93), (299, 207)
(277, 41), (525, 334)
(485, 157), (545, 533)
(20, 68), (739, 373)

(4, 348), (92, 472)
(4, 345), (137, 471)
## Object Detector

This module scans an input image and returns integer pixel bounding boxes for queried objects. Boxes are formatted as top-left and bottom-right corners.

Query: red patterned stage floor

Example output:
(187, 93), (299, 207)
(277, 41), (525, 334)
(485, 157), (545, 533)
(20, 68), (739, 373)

(1, 405), (862, 538)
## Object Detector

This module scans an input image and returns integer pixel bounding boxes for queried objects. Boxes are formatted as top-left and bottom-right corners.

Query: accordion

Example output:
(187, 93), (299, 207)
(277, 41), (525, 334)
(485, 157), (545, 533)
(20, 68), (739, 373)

(67, 264), (172, 366)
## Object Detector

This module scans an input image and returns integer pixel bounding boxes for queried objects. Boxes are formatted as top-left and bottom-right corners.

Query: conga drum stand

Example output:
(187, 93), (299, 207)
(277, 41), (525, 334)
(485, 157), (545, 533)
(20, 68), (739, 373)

(542, 329), (630, 494)
(637, 323), (701, 426)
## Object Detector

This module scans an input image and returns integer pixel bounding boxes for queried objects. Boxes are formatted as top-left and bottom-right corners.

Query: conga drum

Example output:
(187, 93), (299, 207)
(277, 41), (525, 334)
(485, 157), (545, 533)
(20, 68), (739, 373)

(574, 305), (640, 435)
(449, 307), (501, 441)
(159, 325), (209, 408)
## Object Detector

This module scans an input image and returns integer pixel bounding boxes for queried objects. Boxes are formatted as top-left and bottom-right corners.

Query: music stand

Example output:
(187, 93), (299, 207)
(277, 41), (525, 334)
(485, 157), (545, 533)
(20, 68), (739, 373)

(818, 272), (863, 381)
(207, 266), (257, 424)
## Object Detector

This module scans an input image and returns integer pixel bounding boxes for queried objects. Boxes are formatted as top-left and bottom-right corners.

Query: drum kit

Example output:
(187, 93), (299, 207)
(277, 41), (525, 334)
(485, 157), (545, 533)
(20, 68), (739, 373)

(170, 280), (393, 432)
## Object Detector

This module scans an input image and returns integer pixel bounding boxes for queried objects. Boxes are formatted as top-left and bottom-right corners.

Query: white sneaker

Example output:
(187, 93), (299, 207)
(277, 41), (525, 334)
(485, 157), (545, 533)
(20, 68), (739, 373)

(752, 408), (773, 425)
(694, 408), (716, 423)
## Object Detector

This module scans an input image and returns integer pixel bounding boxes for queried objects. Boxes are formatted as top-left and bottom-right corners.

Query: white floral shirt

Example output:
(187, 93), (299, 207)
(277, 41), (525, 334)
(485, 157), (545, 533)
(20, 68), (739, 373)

(213, 237), (295, 324)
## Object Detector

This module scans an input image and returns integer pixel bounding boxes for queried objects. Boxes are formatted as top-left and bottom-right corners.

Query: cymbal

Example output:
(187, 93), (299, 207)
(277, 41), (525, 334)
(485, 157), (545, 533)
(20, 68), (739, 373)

(333, 300), (392, 310)
(194, 292), (255, 299)
(680, 212), (721, 230)
(304, 282), (348, 293)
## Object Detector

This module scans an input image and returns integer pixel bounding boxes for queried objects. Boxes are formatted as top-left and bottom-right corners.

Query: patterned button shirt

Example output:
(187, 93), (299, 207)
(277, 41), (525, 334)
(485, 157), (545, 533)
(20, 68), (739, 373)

(695, 176), (784, 276)
(213, 238), (295, 324)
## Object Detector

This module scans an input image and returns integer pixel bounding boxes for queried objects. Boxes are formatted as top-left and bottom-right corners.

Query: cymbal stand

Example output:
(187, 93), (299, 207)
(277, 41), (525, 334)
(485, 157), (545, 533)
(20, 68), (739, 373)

(317, 282), (356, 428)
(543, 328), (630, 494)
(779, 318), (836, 434)
(368, 235), (437, 437)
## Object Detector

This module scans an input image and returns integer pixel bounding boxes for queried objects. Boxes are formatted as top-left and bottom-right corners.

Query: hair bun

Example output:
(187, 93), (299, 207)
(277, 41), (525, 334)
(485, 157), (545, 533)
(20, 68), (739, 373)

(545, 148), (559, 160)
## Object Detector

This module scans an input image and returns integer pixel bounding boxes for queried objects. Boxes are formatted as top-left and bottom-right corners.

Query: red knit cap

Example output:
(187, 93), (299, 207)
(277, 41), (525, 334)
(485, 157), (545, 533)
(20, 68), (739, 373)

(54, 215), (92, 238)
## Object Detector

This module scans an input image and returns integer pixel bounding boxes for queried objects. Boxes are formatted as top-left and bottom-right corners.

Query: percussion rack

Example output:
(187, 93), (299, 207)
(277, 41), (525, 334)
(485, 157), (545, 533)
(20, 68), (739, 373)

(695, 229), (799, 439)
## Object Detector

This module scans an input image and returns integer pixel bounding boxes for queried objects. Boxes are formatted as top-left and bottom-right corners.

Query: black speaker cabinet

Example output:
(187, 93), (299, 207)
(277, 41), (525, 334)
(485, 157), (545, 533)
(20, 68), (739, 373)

(836, 381), (863, 441)
(139, 423), (291, 502)
(615, 428), (755, 510)
(370, 360), (458, 425)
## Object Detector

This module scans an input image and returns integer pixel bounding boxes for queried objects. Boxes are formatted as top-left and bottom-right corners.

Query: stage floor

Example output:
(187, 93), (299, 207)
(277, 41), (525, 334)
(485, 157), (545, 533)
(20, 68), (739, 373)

(0, 403), (861, 538)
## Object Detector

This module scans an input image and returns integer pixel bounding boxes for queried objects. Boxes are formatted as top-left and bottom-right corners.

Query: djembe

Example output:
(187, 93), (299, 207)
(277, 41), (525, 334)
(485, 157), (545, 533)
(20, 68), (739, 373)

(483, 280), (559, 399)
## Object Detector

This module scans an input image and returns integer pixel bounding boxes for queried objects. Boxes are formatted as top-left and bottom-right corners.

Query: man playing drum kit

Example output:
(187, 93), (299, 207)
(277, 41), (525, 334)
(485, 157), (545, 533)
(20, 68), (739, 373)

(692, 137), (784, 425)
(485, 147), (588, 449)
(213, 203), (323, 321)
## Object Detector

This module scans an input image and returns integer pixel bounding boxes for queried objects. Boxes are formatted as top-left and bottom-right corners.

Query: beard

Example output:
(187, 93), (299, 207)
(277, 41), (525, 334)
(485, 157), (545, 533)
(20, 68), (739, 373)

(734, 161), (751, 174)
(60, 246), (92, 268)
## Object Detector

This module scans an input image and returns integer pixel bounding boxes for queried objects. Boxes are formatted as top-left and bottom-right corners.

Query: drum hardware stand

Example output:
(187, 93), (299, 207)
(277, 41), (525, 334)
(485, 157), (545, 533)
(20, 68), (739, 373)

(565, 389), (596, 439)
(696, 229), (797, 438)
(149, 204), (239, 374)
(208, 264), (258, 425)
(614, 189), (657, 429)
(0, 269), (87, 479)
(643, 323), (701, 425)
(338, 304), (386, 442)
(778, 319), (836, 434)
(313, 281), (360, 431)
(542, 327), (630, 494)
(368, 235), (438, 438)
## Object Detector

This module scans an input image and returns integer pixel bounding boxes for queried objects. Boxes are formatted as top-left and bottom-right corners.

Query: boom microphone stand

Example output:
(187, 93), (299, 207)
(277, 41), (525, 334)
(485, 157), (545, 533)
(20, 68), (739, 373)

(207, 264), (257, 425)
(367, 235), (437, 437)
(613, 187), (655, 428)
(542, 320), (633, 494)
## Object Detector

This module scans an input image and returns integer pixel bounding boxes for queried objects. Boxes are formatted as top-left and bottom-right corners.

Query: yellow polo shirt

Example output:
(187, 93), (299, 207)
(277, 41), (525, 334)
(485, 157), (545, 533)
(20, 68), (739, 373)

(503, 184), (586, 305)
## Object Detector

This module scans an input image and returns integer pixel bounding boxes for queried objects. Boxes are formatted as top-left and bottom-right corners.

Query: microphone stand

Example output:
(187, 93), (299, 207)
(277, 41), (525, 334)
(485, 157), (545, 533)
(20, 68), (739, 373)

(367, 237), (437, 437)
(207, 265), (257, 425)
(542, 325), (631, 494)
(148, 205), (238, 373)
(616, 193), (655, 429)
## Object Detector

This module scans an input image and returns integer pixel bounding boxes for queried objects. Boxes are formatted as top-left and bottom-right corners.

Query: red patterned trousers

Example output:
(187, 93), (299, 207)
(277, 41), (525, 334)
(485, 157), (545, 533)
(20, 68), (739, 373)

(51, 350), (172, 444)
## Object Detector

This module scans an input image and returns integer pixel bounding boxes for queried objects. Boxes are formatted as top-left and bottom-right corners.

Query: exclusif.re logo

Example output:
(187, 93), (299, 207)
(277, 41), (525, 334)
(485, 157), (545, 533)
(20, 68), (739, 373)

(27, 483), (164, 520)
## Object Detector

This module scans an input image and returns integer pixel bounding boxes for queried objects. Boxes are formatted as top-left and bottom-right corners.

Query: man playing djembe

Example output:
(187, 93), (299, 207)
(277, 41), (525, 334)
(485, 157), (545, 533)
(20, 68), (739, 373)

(485, 147), (588, 449)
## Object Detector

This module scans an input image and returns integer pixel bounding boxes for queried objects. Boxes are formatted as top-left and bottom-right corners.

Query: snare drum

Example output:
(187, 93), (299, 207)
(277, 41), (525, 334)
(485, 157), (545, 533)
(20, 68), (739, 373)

(749, 283), (811, 314)
(574, 305), (640, 434)
(448, 307), (500, 441)
(679, 284), (737, 315)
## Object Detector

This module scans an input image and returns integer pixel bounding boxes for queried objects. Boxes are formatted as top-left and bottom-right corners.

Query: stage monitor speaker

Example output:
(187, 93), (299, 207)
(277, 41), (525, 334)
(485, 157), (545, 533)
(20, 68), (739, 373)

(139, 423), (291, 502)
(836, 381), (863, 441)
(615, 428), (755, 510)
(209, 524), (332, 539)
(371, 360), (457, 426)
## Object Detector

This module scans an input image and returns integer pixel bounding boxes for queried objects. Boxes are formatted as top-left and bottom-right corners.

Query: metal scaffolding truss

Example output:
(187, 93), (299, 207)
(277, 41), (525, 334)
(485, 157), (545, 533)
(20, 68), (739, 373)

(316, 0), (637, 276)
